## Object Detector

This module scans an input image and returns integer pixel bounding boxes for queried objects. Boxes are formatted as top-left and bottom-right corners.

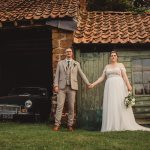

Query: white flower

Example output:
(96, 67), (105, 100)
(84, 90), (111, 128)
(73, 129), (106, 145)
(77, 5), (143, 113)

(124, 93), (136, 108)
(73, 62), (77, 67)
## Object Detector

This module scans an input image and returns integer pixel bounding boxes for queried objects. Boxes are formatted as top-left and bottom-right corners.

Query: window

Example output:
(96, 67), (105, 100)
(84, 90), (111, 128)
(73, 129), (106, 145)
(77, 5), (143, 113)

(132, 59), (150, 95)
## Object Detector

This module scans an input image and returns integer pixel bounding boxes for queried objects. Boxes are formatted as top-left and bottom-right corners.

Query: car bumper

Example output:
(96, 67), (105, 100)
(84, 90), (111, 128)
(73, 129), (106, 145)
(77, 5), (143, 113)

(0, 113), (40, 122)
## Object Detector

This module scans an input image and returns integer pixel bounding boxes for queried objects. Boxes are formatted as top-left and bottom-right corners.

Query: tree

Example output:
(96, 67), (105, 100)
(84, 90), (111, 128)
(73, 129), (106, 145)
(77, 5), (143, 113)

(87, 0), (150, 12)
(133, 0), (150, 7)
(132, 0), (150, 12)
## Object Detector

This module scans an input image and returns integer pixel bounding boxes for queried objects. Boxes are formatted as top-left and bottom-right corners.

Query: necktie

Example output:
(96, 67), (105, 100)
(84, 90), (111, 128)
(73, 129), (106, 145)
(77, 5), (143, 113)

(67, 60), (70, 68)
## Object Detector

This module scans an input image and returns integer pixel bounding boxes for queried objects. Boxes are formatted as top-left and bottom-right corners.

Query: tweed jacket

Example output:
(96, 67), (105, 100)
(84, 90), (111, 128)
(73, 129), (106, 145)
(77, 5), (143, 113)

(54, 59), (90, 90)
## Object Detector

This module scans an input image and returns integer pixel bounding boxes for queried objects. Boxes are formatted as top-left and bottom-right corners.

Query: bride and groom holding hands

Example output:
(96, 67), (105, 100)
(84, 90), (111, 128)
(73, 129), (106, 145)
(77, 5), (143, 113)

(52, 47), (150, 132)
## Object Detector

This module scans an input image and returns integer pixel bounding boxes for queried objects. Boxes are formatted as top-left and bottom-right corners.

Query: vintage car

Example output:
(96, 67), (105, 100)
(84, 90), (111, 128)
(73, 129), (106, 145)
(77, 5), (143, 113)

(0, 87), (51, 122)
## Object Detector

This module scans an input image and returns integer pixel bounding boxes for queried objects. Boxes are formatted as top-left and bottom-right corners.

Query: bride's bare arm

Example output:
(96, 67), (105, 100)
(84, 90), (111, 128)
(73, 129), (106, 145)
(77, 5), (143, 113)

(120, 63), (132, 91)
(91, 67), (106, 88)
(92, 74), (105, 87)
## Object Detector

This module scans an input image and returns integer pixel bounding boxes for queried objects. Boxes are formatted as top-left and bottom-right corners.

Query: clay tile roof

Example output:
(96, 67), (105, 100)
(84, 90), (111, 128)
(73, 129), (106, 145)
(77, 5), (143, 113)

(74, 11), (150, 44)
(0, 0), (79, 22)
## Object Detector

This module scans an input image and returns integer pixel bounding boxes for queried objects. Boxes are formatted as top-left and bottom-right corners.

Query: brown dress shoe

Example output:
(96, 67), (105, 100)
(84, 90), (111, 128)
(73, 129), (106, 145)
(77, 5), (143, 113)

(68, 126), (74, 131)
(53, 125), (60, 131)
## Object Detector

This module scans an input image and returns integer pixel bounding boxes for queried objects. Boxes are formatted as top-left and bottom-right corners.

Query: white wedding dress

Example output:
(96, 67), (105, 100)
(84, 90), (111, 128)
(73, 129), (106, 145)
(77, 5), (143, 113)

(101, 66), (150, 132)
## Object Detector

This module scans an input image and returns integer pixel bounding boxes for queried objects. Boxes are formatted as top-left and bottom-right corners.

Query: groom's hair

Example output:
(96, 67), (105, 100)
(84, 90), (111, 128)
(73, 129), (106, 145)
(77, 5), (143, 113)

(65, 46), (74, 52)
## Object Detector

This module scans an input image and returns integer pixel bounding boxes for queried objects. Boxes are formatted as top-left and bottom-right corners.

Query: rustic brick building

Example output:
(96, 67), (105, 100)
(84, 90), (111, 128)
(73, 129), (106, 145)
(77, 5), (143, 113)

(0, 0), (82, 123)
(0, 0), (150, 129)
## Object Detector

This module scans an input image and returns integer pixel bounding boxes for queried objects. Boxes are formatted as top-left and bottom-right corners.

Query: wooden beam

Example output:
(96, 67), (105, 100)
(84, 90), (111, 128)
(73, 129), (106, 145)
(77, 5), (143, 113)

(0, 22), (2, 28)
(14, 21), (18, 26)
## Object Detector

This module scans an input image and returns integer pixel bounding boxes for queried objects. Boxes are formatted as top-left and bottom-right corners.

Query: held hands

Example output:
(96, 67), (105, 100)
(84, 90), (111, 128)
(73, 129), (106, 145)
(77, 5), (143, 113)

(54, 83), (95, 91)
(87, 83), (94, 89)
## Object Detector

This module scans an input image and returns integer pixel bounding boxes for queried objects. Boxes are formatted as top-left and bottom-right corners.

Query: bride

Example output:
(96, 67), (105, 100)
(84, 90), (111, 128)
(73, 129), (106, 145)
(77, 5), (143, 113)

(89, 51), (150, 132)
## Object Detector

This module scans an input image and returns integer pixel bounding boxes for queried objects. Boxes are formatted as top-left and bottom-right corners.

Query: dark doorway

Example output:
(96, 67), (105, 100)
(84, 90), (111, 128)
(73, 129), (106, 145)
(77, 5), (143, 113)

(0, 27), (52, 97)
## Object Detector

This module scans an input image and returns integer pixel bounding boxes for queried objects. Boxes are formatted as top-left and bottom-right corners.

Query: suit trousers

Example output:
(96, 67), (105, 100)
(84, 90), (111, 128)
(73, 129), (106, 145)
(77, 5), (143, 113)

(55, 86), (76, 126)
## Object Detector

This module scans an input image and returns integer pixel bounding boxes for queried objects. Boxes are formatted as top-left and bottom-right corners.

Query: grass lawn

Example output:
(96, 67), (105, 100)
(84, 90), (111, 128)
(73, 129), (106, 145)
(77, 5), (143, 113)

(0, 122), (149, 150)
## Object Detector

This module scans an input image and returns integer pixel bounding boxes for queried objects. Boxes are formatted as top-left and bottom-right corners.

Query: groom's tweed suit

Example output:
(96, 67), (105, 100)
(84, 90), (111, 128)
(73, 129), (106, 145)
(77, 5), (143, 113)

(54, 59), (90, 126)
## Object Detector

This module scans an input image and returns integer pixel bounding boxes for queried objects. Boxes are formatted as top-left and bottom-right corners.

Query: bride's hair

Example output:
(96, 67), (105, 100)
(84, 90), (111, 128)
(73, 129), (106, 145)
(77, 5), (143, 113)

(110, 50), (118, 57)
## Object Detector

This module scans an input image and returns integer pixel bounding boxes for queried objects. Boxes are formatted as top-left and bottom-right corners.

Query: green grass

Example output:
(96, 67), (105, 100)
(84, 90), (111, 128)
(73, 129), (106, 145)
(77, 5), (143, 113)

(0, 122), (149, 150)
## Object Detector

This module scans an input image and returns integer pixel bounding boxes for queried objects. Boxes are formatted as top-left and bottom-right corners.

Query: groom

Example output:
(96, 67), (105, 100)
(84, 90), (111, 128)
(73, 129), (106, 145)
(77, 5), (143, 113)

(53, 47), (90, 131)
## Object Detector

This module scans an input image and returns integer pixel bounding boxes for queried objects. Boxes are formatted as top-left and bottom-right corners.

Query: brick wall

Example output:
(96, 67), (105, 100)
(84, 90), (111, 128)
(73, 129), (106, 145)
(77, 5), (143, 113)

(51, 28), (74, 122)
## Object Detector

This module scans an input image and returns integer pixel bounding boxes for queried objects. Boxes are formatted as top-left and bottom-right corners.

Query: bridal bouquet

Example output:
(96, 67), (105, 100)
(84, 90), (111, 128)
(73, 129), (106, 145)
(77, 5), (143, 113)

(124, 92), (136, 108)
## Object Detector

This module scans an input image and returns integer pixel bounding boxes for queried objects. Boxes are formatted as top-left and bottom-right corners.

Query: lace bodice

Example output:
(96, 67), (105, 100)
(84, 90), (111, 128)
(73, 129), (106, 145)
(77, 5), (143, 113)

(92, 64), (126, 87)
(105, 67), (125, 78)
